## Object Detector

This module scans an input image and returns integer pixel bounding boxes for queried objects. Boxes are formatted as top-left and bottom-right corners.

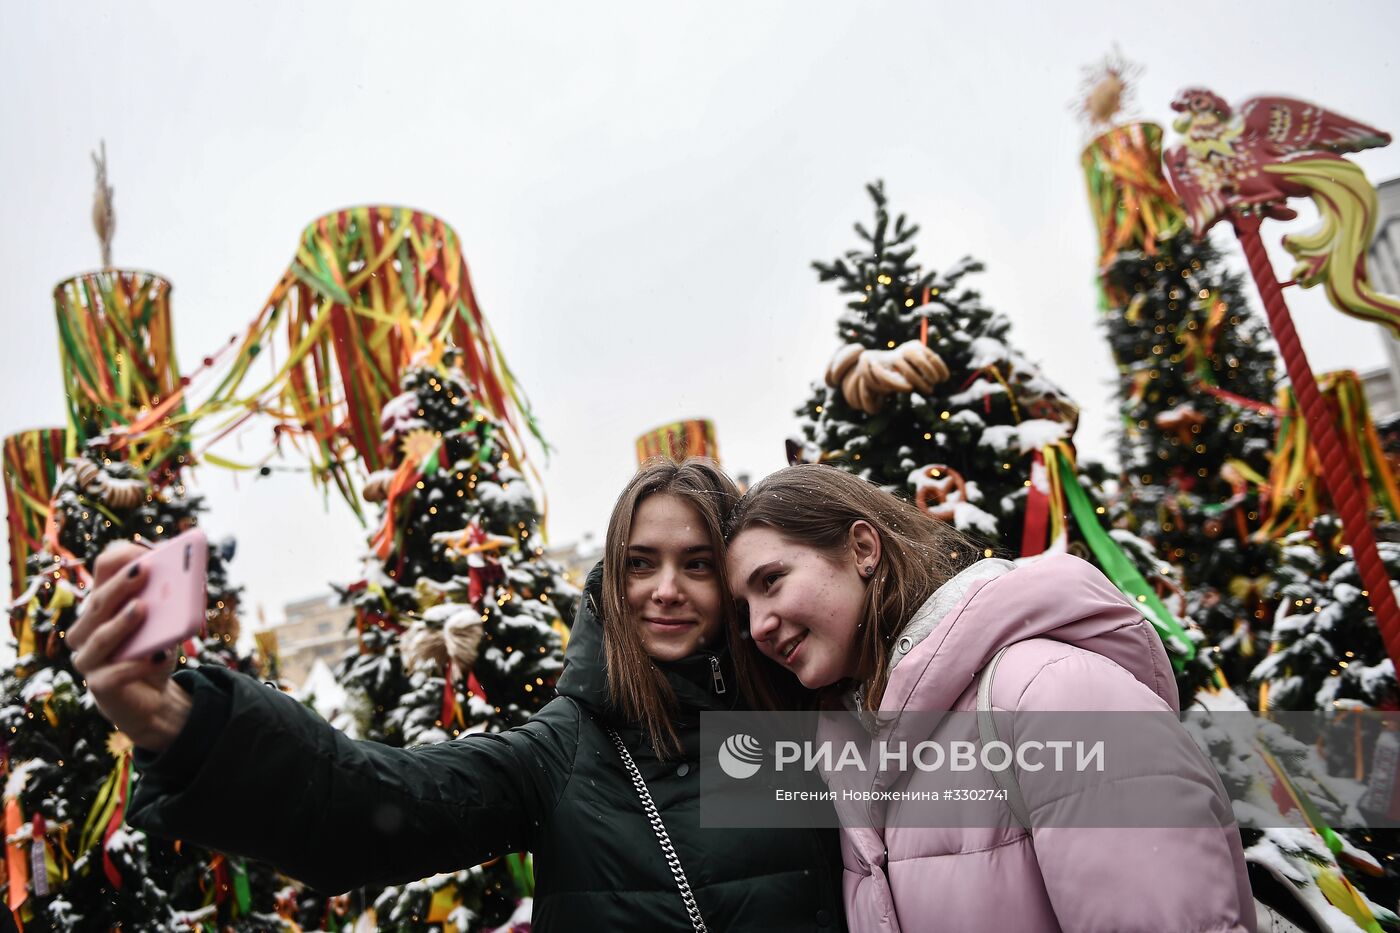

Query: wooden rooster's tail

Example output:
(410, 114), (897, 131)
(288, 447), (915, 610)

(1270, 155), (1400, 336)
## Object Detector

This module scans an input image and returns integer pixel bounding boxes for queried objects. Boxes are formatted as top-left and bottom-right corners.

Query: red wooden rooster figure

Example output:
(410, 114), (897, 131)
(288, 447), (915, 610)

(1164, 87), (1400, 670)
(1166, 88), (1400, 331)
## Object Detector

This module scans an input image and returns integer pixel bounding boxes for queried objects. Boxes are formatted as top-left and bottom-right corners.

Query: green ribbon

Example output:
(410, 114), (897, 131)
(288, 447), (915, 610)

(231, 857), (252, 915)
(505, 851), (535, 898)
(1054, 448), (1195, 670)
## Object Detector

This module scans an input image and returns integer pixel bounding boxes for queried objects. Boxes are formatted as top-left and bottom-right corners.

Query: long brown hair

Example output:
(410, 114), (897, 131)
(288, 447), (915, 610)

(726, 463), (982, 710)
(602, 458), (788, 757)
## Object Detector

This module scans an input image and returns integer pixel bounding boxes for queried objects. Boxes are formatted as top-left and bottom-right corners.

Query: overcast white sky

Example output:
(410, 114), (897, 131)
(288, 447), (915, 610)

(3, 2), (1398, 640)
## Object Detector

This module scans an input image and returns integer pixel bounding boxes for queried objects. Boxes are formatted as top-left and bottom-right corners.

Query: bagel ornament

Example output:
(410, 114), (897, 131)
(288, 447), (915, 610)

(824, 339), (951, 415)
(68, 456), (147, 509)
(403, 608), (486, 673)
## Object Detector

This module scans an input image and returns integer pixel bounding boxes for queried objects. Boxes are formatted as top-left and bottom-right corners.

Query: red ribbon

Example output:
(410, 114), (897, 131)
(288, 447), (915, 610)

(442, 659), (457, 726)
(1199, 383), (1279, 414)
(209, 853), (230, 904)
(920, 287), (931, 346)
(465, 525), (488, 603)
(1020, 451), (1050, 557)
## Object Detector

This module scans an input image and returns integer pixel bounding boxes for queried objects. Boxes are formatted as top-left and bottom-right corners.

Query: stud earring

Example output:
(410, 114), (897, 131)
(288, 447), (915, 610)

(862, 565), (874, 578)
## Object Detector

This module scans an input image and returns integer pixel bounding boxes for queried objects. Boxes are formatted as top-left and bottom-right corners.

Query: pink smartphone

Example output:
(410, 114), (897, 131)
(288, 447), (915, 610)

(112, 528), (209, 661)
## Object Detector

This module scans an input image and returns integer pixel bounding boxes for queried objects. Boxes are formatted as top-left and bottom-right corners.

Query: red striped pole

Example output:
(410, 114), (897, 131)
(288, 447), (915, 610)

(1233, 210), (1400, 667)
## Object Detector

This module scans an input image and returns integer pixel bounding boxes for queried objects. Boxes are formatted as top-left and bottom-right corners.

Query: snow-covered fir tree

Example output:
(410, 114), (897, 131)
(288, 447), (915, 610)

(794, 181), (1214, 690)
(1100, 232), (1282, 692)
(796, 183), (1077, 546)
(1252, 516), (1400, 713)
(1, 453), (286, 931)
(1243, 514), (1400, 917)
(319, 350), (577, 931)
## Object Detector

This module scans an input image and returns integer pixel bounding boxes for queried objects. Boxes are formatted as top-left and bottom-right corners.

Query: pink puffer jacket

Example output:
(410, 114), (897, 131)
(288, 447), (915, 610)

(834, 554), (1254, 933)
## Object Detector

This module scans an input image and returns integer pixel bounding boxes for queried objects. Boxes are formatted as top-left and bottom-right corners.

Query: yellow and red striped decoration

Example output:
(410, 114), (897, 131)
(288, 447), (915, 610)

(1257, 370), (1400, 540)
(1080, 123), (1185, 277)
(197, 207), (543, 516)
(3, 429), (66, 600)
(635, 419), (718, 465)
(52, 271), (186, 473)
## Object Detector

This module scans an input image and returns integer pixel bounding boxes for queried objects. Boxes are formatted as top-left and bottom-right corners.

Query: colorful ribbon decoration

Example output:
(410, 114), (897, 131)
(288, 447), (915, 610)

(193, 207), (544, 517)
(1019, 450), (1061, 557)
(51, 271), (187, 474)
(1326, 371), (1400, 520)
(1042, 443), (1197, 670)
(441, 658), (466, 730)
(369, 431), (445, 561)
(504, 852), (535, 899)
(426, 884), (461, 923)
(1179, 289), (1228, 386)
(1177, 289), (1279, 413)
(635, 419), (719, 465)
(1256, 370), (1400, 540)
(1256, 742), (1384, 932)
(0, 812), (71, 929)
(1079, 122), (1186, 275)
(5, 794), (27, 923)
(77, 739), (133, 890)
(3, 429), (65, 600)
(198, 853), (253, 916)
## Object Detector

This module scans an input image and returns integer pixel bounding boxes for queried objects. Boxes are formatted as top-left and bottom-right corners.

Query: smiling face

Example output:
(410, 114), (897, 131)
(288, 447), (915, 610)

(625, 493), (725, 662)
(727, 524), (874, 689)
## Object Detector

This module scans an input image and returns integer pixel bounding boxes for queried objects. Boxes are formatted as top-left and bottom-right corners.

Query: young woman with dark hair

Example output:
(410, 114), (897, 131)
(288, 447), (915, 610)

(69, 458), (843, 932)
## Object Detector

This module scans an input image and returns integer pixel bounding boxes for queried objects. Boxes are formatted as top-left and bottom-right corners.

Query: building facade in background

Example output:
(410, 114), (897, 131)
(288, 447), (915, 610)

(546, 536), (602, 590)
(1363, 176), (1400, 419)
(269, 592), (356, 688)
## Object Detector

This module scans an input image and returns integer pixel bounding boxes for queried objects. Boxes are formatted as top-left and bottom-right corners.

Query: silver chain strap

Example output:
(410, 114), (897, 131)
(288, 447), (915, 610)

(606, 728), (709, 933)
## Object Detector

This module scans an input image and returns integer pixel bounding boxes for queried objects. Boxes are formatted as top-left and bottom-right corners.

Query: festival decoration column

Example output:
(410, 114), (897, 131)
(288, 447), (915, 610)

(636, 419), (719, 464)
(1, 145), (284, 931)
(49, 144), (187, 480)
(1164, 88), (1400, 671)
(4, 429), (66, 601)
(1159, 87), (1400, 930)
(52, 270), (188, 477)
(194, 206), (544, 517)
(1082, 122), (1184, 275)
(1079, 61), (1284, 690)
(134, 204), (561, 931)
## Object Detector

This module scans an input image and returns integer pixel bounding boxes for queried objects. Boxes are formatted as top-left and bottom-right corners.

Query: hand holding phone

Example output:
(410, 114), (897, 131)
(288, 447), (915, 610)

(69, 533), (207, 752)
(111, 528), (209, 661)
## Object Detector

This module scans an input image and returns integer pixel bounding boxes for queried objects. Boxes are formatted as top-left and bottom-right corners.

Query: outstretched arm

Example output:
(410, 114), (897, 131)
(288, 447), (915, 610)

(127, 668), (578, 894)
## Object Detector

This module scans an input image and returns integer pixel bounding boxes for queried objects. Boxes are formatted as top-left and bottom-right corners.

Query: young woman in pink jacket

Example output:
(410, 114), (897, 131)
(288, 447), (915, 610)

(726, 464), (1255, 933)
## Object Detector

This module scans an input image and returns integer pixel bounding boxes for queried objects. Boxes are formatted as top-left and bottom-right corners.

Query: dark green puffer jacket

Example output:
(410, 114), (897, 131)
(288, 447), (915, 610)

(128, 564), (845, 932)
